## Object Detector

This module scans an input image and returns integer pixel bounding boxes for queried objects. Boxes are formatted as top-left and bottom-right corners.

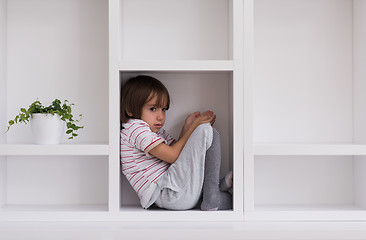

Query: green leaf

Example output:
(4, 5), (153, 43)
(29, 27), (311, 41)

(6, 98), (84, 140)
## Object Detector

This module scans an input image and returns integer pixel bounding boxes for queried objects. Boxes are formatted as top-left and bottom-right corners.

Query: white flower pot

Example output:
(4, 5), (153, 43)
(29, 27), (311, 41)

(30, 113), (65, 145)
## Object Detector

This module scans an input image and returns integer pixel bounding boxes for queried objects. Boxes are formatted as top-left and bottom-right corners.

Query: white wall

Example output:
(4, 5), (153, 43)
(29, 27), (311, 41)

(353, 0), (366, 209)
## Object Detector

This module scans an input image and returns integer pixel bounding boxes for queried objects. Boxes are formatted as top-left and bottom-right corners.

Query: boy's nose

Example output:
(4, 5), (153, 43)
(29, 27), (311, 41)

(157, 111), (164, 120)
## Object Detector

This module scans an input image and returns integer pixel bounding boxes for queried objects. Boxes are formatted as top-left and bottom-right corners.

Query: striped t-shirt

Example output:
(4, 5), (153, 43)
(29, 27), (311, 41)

(120, 119), (175, 208)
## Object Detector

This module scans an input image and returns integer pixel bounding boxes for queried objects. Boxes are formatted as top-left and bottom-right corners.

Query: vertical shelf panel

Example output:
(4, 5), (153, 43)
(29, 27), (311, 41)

(232, 0), (245, 215)
(0, 0), (7, 209)
(0, 0), (6, 140)
(0, 158), (5, 208)
(243, 0), (255, 214)
(109, 0), (121, 214)
(353, 0), (366, 211)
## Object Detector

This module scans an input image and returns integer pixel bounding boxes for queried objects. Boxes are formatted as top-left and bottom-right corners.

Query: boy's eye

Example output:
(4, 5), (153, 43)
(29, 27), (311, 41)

(162, 108), (168, 112)
(150, 107), (156, 112)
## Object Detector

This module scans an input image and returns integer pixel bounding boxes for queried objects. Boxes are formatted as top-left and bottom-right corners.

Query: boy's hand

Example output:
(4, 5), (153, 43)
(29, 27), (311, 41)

(193, 110), (216, 127)
(184, 111), (201, 129)
(181, 112), (200, 137)
(181, 111), (216, 138)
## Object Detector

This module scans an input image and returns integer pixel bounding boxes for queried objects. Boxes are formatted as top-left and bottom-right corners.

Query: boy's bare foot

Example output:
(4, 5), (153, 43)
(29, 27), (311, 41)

(219, 171), (233, 192)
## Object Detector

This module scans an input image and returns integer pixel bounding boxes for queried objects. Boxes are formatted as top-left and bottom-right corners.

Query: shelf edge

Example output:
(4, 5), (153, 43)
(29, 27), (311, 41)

(119, 60), (235, 71)
(0, 144), (109, 156)
(254, 144), (366, 156)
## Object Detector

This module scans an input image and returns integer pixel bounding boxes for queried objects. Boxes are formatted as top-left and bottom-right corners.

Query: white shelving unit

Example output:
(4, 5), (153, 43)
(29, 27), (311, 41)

(0, 0), (110, 221)
(0, 0), (245, 221)
(1, 0), (365, 223)
(113, 0), (245, 221)
(246, 0), (366, 221)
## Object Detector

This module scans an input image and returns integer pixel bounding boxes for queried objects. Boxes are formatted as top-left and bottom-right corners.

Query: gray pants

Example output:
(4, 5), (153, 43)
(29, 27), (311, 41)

(154, 123), (214, 210)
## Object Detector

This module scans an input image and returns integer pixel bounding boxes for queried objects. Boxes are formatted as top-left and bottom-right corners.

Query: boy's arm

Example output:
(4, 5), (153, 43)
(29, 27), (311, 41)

(149, 111), (215, 164)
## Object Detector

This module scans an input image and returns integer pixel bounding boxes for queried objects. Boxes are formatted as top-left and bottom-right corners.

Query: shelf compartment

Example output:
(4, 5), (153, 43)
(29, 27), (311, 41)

(253, 0), (353, 144)
(254, 144), (366, 156)
(119, 0), (231, 61)
(0, 144), (109, 156)
(119, 60), (235, 72)
(253, 155), (366, 221)
(1, 156), (109, 212)
(119, 71), (235, 213)
(5, 0), (109, 145)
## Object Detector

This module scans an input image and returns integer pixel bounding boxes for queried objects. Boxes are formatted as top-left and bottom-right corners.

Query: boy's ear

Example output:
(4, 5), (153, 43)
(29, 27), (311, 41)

(126, 111), (133, 117)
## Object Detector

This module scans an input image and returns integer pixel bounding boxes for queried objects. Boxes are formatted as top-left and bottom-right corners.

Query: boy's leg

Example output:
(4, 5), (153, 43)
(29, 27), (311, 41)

(201, 128), (232, 210)
(155, 123), (213, 210)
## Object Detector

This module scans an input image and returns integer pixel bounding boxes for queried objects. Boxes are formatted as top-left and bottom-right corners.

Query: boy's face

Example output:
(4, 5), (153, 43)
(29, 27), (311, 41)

(141, 94), (168, 133)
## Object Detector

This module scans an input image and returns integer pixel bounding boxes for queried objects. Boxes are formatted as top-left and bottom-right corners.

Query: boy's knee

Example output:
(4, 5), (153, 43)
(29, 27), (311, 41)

(193, 123), (213, 149)
(195, 123), (212, 134)
(196, 123), (219, 138)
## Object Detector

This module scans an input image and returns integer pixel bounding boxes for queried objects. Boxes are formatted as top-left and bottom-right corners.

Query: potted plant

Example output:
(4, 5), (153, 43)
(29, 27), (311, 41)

(6, 99), (83, 144)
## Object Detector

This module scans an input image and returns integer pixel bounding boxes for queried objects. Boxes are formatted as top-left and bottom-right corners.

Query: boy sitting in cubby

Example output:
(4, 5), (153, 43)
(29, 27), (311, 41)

(120, 75), (233, 210)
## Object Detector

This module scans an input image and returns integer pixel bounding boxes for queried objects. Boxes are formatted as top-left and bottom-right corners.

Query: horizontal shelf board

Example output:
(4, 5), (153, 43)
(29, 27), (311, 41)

(1, 204), (108, 212)
(246, 205), (366, 221)
(0, 205), (241, 221)
(119, 206), (242, 222)
(0, 144), (109, 156)
(119, 60), (234, 71)
(255, 204), (364, 211)
(254, 144), (366, 156)
(0, 204), (109, 221)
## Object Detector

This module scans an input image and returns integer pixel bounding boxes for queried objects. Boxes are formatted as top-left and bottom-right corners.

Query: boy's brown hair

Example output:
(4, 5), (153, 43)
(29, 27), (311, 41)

(120, 75), (170, 124)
